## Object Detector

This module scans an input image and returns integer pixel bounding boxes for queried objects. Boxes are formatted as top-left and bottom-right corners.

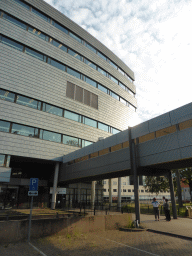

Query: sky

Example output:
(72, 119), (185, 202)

(44, 0), (192, 126)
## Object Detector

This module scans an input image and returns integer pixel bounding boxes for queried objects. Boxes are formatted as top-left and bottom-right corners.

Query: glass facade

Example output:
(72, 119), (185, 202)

(0, 154), (5, 166)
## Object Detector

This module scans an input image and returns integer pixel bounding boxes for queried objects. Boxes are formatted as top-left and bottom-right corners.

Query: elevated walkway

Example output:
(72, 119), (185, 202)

(60, 102), (192, 183)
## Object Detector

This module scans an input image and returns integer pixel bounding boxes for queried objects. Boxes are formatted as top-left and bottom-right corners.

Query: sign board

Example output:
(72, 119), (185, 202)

(29, 178), (39, 191)
(50, 187), (66, 194)
(28, 191), (38, 196)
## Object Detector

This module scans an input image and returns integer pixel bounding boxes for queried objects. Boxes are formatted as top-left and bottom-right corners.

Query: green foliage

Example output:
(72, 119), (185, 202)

(178, 167), (192, 201)
(144, 176), (170, 195)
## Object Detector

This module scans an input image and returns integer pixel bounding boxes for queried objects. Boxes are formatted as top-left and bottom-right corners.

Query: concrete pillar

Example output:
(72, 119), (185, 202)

(128, 127), (140, 224)
(51, 162), (59, 210)
(176, 170), (183, 207)
(91, 181), (96, 209)
(109, 179), (112, 207)
(77, 183), (81, 205)
(118, 177), (121, 211)
(168, 170), (177, 219)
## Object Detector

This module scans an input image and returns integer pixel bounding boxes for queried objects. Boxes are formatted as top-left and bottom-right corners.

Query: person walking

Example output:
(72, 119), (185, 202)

(152, 198), (160, 221)
(163, 199), (171, 221)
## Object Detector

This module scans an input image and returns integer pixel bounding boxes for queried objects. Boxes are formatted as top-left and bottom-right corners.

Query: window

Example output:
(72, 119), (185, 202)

(13, 0), (30, 10)
(120, 98), (127, 106)
(103, 181), (106, 184)
(54, 21), (68, 34)
(67, 67), (81, 79)
(110, 75), (118, 84)
(47, 58), (65, 71)
(98, 84), (108, 94)
(119, 82), (126, 90)
(0, 120), (10, 133)
(84, 59), (96, 70)
(64, 110), (81, 122)
(97, 51), (106, 61)
(1, 36), (23, 52)
(85, 42), (97, 53)
(123, 189), (126, 192)
(111, 128), (120, 134)
(63, 135), (79, 147)
(68, 49), (82, 61)
(31, 8), (50, 22)
(82, 140), (93, 147)
(110, 92), (119, 100)
(109, 60), (118, 69)
(113, 189), (117, 192)
(122, 182), (126, 185)
(3, 13), (27, 30)
(132, 189), (134, 192)
(25, 47), (46, 62)
(16, 95), (41, 110)
(28, 27), (49, 41)
(42, 103), (63, 117)
(141, 190), (144, 193)
(12, 123), (38, 137)
(97, 67), (107, 76)
(98, 122), (109, 132)
(113, 181), (117, 185)
(40, 130), (61, 143)
(0, 89), (15, 102)
(104, 189), (106, 192)
(85, 77), (97, 88)
(128, 189), (131, 192)
(83, 117), (97, 128)
(0, 154), (5, 166)
(118, 68), (124, 75)
(69, 32), (82, 43)
(145, 190), (148, 193)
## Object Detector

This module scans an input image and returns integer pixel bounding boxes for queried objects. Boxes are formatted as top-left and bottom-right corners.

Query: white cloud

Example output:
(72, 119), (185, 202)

(44, 0), (192, 123)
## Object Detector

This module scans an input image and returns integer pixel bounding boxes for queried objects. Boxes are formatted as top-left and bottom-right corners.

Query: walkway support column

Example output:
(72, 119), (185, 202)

(51, 162), (59, 210)
(91, 181), (96, 210)
(168, 170), (177, 219)
(176, 169), (183, 207)
(128, 127), (140, 224)
(118, 177), (121, 211)
(77, 183), (81, 206)
(109, 179), (112, 208)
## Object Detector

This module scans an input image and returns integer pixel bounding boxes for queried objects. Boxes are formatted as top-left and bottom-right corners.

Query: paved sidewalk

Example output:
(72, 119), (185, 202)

(139, 214), (192, 240)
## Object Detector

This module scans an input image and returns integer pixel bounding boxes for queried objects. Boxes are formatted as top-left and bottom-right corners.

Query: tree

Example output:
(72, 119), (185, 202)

(179, 167), (192, 202)
(144, 176), (170, 195)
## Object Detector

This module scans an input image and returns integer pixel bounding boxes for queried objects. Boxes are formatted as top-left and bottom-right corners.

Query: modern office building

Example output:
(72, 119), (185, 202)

(0, 0), (137, 208)
(102, 177), (170, 202)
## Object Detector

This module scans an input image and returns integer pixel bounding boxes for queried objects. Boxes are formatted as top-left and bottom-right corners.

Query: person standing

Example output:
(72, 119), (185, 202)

(163, 199), (171, 221)
(162, 196), (166, 219)
(152, 198), (160, 221)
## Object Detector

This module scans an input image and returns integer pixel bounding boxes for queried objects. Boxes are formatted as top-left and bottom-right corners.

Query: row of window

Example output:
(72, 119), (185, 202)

(104, 189), (146, 193)
(0, 10), (135, 97)
(12, 0), (134, 83)
(0, 34), (136, 111)
(0, 119), (93, 147)
(0, 88), (120, 134)
(0, 154), (10, 167)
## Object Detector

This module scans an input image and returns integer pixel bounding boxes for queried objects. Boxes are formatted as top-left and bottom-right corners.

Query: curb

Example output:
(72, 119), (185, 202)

(147, 229), (192, 241)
